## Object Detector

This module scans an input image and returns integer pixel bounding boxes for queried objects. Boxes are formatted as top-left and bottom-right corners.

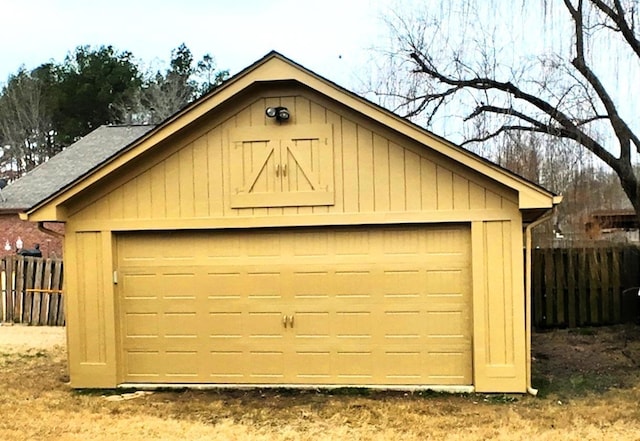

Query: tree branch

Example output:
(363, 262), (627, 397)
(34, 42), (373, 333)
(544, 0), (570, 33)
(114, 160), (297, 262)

(409, 50), (619, 169)
(566, 1), (640, 161)
(465, 105), (547, 129)
(460, 125), (543, 146)
(592, 0), (640, 59)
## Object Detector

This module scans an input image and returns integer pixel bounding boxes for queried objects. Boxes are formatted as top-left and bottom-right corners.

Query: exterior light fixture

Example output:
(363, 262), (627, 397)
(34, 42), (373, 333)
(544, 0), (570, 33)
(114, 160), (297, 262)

(265, 106), (290, 122)
(16, 237), (23, 250)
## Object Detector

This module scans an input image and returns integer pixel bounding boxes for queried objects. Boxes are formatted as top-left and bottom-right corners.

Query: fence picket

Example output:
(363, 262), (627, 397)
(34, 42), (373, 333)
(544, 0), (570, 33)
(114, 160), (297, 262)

(555, 250), (566, 326)
(588, 250), (600, 324)
(52, 260), (64, 325)
(24, 257), (36, 323)
(3, 258), (12, 322)
(42, 259), (53, 326)
(611, 250), (621, 323)
(578, 251), (588, 326)
(14, 258), (25, 322)
(533, 249), (544, 325)
(601, 249), (611, 323)
(566, 248), (577, 327)
(544, 248), (554, 327)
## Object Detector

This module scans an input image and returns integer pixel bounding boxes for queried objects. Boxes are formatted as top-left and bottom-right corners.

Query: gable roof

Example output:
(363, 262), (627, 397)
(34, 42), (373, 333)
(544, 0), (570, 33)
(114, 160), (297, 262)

(19, 51), (560, 221)
(0, 125), (154, 213)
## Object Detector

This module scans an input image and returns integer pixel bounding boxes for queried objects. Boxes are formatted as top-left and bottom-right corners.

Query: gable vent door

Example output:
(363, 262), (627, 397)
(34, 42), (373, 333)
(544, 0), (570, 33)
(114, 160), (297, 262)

(229, 125), (334, 208)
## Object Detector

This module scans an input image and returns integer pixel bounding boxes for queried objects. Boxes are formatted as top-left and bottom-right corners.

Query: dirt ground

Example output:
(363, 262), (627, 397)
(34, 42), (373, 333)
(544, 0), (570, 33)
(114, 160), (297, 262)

(0, 324), (66, 352)
(1, 324), (640, 440)
(532, 324), (640, 395)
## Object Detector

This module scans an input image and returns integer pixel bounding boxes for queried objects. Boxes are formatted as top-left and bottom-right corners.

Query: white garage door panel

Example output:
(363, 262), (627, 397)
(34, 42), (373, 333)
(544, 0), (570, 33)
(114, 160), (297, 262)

(117, 225), (472, 385)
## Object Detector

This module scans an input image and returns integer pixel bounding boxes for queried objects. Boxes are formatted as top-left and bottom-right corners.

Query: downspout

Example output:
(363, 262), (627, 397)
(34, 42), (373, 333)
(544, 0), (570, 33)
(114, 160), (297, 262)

(37, 221), (65, 239)
(524, 210), (554, 396)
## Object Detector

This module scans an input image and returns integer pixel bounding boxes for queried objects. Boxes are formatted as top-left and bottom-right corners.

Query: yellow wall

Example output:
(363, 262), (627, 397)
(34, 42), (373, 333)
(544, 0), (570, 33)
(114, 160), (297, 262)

(62, 85), (526, 391)
(65, 85), (518, 227)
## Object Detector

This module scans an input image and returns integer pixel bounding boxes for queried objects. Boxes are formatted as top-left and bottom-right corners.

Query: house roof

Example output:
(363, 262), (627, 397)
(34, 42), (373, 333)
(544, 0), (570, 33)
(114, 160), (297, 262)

(0, 125), (154, 213)
(18, 51), (559, 222)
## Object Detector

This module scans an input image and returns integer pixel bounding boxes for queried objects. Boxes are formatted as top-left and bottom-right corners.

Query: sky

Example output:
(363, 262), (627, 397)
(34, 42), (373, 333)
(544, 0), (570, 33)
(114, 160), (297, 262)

(0, 0), (387, 91)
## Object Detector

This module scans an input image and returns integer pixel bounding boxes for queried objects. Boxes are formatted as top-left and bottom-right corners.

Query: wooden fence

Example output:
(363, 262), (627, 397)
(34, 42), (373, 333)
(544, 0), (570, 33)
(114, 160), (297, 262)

(532, 246), (640, 328)
(1, 247), (638, 328)
(1, 255), (65, 325)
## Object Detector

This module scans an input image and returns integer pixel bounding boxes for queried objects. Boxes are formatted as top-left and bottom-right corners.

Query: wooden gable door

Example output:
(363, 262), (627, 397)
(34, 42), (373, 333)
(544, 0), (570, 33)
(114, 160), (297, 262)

(229, 125), (334, 208)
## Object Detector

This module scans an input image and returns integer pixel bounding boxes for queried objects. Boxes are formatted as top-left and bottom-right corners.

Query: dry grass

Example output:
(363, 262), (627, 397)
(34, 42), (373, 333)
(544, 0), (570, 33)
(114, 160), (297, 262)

(1, 325), (640, 440)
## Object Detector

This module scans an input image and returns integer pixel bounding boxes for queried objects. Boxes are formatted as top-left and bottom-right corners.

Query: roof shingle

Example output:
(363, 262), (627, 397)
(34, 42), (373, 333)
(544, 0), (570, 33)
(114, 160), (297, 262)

(0, 125), (154, 212)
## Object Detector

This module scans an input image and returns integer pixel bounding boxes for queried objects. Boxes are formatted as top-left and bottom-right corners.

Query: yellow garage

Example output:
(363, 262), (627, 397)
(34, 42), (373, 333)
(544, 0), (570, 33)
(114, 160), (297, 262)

(19, 52), (559, 393)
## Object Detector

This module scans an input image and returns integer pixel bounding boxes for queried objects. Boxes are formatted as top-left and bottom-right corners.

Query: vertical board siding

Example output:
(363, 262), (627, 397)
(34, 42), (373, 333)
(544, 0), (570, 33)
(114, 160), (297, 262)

(357, 126), (374, 212)
(532, 247), (640, 328)
(1, 256), (65, 325)
(404, 150), (422, 211)
(68, 93), (518, 223)
(484, 221), (512, 365)
(388, 142), (407, 211)
(420, 159), (438, 210)
(341, 118), (359, 212)
(76, 232), (106, 363)
(436, 166), (454, 210)
(452, 174), (471, 210)
(373, 134), (390, 212)
(150, 162), (167, 219)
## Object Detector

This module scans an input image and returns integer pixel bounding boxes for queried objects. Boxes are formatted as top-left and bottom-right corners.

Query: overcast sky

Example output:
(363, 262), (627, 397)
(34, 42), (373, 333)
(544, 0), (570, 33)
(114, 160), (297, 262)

(0, 0), (387, 90)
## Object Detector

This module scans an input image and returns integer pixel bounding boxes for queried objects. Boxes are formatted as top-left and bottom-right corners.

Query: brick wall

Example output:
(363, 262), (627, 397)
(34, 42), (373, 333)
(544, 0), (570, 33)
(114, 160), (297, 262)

(0, 214), (64, 258)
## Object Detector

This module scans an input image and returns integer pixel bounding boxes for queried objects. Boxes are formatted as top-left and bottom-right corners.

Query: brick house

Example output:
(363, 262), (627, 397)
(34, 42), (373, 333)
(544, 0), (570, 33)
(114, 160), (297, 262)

(0, 209), (64, 258)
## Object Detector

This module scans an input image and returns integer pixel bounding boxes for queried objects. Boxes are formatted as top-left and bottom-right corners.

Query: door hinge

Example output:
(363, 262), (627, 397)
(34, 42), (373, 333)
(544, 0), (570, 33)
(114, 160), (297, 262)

(113, 270), (118, 284)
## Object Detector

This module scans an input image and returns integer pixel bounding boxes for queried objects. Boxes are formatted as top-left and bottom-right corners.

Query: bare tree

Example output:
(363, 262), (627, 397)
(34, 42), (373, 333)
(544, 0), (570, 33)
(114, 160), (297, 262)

(0, 69), (53, 177)
(377, 1), (640, 223)
(115, 45), (229, 125)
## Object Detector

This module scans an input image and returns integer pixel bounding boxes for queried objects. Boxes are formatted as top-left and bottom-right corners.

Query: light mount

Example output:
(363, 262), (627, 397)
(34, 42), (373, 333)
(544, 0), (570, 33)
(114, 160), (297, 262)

(265, 106), (290, 122)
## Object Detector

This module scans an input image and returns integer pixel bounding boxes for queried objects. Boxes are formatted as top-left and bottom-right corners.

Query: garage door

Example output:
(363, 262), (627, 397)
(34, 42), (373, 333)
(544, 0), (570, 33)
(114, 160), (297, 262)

(116, 225), (472, 386)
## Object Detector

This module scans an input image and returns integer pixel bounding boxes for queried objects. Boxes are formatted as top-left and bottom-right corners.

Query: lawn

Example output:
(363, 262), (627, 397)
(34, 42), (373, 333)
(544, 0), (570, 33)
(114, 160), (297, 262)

(0, 325), (639, 440)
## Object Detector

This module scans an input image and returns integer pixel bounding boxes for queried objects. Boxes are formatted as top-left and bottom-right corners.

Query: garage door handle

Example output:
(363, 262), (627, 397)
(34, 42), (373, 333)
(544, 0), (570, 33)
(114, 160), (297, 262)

(283, 315), (288, 328)
(288, 315), (294, 328)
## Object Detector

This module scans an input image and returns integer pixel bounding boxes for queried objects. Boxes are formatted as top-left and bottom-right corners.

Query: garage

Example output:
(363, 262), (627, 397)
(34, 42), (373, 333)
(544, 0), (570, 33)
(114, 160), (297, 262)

(18, 52), (560, 392)
(117, 225), (472, 386)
